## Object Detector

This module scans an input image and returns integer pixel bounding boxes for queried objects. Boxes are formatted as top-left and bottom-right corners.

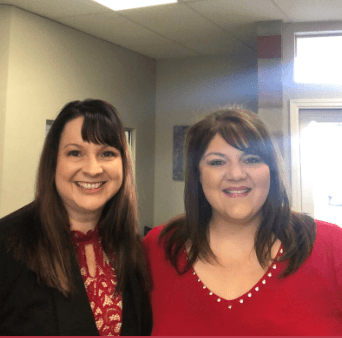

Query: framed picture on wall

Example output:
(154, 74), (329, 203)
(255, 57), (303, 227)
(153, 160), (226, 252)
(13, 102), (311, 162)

(46, 119), (54, 135)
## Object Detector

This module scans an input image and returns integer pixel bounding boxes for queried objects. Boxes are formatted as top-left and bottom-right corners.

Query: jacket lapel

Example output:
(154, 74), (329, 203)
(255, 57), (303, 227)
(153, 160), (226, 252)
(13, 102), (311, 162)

(52, 255), (99, 336)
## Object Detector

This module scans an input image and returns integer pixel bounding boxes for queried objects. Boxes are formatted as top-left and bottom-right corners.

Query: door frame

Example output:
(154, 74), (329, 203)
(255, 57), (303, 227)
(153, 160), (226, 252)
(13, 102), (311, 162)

(290, 99), (342, 212)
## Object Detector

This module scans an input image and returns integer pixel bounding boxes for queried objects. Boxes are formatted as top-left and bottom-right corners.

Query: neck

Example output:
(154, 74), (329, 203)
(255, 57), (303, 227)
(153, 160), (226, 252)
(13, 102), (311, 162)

(68, 210), (101, 233)
(207, 215), (262, 259)
(210, 211), (261, 236)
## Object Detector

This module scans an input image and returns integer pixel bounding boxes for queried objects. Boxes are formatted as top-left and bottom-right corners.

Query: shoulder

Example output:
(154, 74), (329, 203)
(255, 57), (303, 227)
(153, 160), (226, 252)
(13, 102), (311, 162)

(0, 202), (36, 238)
(142, 225), (165, 249)
(0, 204), (35, 298)
(315, 219), (342, 242)
(0, 203), (36, 272)
(315, 219), (342, 233)
(314, 219), (342, 251)
(312, 220), (342, 274)
(311, 220), (342, 288)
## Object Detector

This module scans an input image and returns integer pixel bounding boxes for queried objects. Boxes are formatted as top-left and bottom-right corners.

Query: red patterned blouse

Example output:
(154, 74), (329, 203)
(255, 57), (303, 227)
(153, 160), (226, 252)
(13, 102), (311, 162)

(71, 227), (122, 336)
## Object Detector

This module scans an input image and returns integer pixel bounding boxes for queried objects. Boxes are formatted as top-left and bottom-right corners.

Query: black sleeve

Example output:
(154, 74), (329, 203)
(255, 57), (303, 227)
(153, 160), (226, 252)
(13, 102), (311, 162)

(121, 269), (152, 336)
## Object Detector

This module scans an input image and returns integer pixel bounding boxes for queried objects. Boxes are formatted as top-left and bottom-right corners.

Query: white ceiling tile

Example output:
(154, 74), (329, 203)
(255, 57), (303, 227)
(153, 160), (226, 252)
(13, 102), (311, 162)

(55, 12), (169, 47)
(184, 0), (288, 45)
(118, 2), (225, 42)
(0, 0), (109, 18)
(273, 0), (342, 22)
(185, 0), (288, 23)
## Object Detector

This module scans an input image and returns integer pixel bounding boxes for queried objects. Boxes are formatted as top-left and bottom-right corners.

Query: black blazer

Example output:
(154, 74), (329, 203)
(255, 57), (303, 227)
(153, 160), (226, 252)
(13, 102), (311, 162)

(0, 204), (152, 336)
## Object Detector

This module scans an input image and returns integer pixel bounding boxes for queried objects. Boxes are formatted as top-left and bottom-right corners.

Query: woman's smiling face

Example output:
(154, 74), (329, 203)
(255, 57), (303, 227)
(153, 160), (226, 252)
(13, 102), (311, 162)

(55, 116), (123, 219)
(199, 134), (270, 226)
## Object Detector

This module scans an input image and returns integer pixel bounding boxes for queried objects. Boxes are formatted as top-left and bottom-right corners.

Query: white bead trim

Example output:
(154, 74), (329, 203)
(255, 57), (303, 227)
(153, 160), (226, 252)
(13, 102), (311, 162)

(190, 246), (283, 310)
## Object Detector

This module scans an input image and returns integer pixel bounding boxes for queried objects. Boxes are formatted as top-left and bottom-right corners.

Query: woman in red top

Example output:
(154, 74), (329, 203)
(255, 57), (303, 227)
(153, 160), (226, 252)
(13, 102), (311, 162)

(0, 99), (151, 335)
(143, 108), (342, 335)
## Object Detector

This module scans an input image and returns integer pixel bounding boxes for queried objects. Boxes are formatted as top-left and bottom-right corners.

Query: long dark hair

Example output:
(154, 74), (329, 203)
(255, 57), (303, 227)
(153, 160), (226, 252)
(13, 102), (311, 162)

(160, 109), (316, 277)
(7, 99), (146, 294)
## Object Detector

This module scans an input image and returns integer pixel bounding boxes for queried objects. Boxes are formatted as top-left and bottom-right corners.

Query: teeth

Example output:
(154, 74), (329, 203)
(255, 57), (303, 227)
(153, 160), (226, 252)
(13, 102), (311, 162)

(225, 189), (250, 194)
(77, 182), (104, 189)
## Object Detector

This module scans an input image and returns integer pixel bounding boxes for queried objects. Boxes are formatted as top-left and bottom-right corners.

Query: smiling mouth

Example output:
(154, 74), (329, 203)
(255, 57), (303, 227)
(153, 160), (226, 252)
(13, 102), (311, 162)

(223, 188), (252, 196)
(76, 182), (106, 190)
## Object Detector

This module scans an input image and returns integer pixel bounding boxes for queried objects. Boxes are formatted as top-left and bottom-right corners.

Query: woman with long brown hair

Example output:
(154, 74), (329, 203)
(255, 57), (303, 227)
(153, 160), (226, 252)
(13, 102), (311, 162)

(0, 99), (151, 335)
(144, 108), (342, 335)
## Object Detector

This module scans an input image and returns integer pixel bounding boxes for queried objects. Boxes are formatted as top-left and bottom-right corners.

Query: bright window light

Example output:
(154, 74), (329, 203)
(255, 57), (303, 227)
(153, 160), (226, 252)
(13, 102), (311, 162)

(295, 34), (342, 85)
(92, 0), (177, 11)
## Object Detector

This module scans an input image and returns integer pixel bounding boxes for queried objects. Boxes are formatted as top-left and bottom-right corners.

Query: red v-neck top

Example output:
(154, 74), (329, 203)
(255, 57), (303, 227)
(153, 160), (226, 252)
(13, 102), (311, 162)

(143, 220), (342, 336)
(71, 227), (122, 336)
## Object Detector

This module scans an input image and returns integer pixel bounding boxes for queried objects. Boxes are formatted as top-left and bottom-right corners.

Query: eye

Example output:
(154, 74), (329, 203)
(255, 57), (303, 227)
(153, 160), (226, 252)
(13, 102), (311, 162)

(101, 151), (119, 157)
(67, 150), (81, 157)
(243, 155), (263, 164)
(208, 159), (225, 166)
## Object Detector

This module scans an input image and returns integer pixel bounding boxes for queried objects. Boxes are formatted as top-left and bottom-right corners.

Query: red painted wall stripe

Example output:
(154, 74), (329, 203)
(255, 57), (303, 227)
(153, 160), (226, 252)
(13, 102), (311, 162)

(257, 35), (281, 59)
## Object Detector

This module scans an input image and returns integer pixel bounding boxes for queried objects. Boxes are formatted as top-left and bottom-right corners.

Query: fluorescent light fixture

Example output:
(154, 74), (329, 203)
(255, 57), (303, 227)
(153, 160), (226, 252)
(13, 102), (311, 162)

(92, 0), (177, 11)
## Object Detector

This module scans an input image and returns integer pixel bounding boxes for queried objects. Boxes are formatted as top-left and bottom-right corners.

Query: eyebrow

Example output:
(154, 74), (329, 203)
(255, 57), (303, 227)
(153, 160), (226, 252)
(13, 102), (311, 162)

(202, 151), (259, 160)
(204, 152), (226, 157)
(63, 143), (117, 150)
(203, 152), (227, 159)
(63, 143), (82, 150)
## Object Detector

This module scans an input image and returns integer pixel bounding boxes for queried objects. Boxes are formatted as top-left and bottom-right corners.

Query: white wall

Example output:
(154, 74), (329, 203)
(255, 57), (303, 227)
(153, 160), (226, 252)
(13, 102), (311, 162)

(153, 53), (258, 225)
(0, 6), (156, 232)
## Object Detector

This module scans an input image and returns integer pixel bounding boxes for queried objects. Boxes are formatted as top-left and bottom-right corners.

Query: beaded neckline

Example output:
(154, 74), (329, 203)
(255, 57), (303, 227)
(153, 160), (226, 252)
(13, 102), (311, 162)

(189, 245), (284, 310)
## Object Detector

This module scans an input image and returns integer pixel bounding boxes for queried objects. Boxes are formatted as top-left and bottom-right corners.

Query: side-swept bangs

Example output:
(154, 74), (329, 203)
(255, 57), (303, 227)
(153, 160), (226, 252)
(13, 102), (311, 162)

(217, 114), (276, 171)
(81, 110), (125, 152)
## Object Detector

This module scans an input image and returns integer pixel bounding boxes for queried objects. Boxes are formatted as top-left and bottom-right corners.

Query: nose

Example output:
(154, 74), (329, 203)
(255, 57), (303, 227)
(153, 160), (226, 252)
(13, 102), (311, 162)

(226, 162), (247, 181)
(83, 156), (103, 176)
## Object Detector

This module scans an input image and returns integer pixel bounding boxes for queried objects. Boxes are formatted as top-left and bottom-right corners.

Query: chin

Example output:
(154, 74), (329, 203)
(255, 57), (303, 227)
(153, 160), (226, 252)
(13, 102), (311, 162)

(75, 202), (106, 214)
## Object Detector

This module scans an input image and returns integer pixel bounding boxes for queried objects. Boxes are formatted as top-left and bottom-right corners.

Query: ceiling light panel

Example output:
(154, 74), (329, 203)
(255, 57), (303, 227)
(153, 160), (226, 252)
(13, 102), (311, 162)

(92, 0), (177, 11)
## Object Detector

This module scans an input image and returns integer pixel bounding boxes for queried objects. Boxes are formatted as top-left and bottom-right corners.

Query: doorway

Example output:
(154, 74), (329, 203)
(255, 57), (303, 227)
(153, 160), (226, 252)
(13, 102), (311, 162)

(290, 99), (342, 226)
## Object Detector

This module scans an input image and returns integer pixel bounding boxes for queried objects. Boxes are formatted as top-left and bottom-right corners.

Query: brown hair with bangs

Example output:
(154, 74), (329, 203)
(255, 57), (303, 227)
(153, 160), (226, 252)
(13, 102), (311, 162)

(7, 99), (147, 294)
(160, 108), (316, 278)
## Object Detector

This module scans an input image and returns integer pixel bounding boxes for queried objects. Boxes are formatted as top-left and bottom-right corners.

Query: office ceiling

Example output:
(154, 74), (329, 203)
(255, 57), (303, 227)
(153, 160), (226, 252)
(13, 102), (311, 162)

(0, 0), (341, 59)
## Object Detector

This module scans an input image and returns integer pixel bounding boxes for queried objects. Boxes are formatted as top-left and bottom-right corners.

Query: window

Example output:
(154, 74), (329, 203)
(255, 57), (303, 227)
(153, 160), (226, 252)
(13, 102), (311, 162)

(295, 34), (342, 84)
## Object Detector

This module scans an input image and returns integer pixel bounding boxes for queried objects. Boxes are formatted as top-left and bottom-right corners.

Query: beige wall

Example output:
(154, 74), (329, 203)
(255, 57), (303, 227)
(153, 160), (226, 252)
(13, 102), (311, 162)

(0, 6), (12, 215)
(0, 6), (156, 233)
(153, 54), (258, 225)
